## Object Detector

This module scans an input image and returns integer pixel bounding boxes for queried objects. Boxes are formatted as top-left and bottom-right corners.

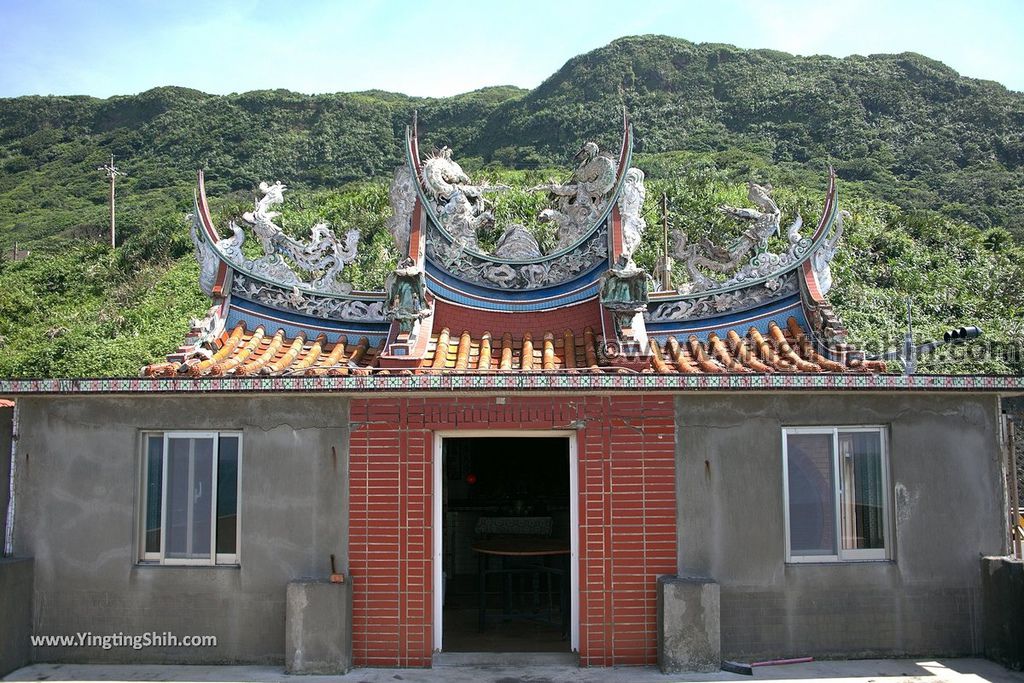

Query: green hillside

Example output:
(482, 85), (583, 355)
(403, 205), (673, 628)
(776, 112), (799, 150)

(478, 36), (1024, 234)
(0, 35), (1021, 378)
(0, 85), (528, 250)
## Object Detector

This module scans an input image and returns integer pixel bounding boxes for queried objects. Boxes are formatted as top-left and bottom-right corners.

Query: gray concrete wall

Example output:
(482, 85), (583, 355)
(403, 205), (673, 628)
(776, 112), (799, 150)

(0, 557), (33, 676)
(677, 393), (1004, 660)
(1, 405), (13, 545)
(12, 396), (349, 664)
(981, 557), (1024, 670)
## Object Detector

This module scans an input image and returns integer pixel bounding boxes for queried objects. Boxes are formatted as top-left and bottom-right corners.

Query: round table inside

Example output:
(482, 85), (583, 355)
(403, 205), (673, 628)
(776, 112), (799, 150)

(471, 537), (570, 557)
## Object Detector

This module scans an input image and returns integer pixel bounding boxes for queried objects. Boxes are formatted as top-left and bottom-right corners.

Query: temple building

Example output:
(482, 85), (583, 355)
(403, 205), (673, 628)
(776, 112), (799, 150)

(1, 118), (1022, 674)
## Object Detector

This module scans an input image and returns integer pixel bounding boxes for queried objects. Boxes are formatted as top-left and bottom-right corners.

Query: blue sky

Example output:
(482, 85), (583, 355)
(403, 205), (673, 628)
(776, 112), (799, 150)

(1, 0), (1022, 98)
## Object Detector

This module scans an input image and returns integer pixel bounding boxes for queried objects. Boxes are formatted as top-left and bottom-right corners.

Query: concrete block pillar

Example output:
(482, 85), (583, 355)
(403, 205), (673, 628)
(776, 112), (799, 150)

(285, 579), (353, 674)
(0, 557), (33, 677)
(982, 557), (1024, 670)
(657, 574), (720, 673)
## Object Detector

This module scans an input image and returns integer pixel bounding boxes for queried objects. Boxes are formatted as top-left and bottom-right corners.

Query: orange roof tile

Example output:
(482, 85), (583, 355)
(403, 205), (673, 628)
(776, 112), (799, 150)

(650, 320), (884, 374)
(141, 323), (384, 378)
(419, 327), (601, 372)
(141, 317), (885, 377)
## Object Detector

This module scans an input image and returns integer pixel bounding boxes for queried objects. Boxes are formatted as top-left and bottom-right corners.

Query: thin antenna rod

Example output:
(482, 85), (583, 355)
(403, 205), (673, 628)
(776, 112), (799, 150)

(98, 154), (126, 248)
(660, 193), (671, 291)
(903, 296), (916, 375)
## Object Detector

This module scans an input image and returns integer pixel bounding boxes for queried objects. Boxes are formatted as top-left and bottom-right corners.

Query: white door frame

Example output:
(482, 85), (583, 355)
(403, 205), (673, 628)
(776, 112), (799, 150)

(432, 430), (579, 653)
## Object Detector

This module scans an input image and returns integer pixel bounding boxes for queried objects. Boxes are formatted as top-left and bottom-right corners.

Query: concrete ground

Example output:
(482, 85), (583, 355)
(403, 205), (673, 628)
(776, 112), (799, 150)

(5, 659), (1024, 683)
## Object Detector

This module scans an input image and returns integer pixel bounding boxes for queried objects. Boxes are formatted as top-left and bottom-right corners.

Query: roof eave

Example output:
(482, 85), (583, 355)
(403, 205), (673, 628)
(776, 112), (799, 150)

(1, 374), (1022, 396)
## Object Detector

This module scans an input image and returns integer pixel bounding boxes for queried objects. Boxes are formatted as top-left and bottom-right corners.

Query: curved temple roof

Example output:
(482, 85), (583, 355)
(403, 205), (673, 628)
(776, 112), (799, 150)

(414, 119), (634, 307)
(144, 115), (882, 380)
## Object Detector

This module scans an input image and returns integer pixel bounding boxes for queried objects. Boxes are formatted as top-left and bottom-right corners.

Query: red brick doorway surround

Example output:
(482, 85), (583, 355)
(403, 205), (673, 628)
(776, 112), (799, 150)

(348, 396), (677, 667)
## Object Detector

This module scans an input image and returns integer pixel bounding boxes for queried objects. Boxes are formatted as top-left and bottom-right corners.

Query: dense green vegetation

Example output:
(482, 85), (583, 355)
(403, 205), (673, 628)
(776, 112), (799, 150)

(479, 36), (1024, 236)
(0, 35), (1021, 377)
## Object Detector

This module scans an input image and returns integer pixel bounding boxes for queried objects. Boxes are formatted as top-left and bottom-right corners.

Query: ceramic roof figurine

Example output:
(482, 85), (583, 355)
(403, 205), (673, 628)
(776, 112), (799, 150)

(143, 114), (882, 379)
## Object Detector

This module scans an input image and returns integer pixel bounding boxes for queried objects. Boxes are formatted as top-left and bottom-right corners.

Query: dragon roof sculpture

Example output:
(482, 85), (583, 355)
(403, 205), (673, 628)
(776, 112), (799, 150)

(164, 113), (861, 378)
(412, 120), (641, 298)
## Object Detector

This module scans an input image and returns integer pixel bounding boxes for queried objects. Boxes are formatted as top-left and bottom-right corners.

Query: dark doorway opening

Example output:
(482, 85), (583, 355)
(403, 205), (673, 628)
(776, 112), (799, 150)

(441, 436), (571, 653)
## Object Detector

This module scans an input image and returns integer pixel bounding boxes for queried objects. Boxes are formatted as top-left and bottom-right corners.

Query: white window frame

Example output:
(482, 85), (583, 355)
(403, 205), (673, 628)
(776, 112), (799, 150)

(782, 426), (891, 563)
(139, 430), (242, 566)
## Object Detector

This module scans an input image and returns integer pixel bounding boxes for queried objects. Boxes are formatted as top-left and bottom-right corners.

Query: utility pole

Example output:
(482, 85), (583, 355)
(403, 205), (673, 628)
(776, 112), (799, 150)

(98, 155), (126, 248)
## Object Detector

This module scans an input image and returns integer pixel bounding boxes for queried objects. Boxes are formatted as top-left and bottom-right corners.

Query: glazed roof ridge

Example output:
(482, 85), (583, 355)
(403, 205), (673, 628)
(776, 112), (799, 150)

(140, 317), (885, 378)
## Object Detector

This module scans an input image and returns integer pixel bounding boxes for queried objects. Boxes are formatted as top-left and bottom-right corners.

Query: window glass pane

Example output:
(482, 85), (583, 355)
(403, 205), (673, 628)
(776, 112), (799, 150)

(165, 437), (215, 560)
(165, 438), (192, 558)
(216, 436), (239, 555)
(839, 431), (885, 550)
(192, 438), (214, 557)
(144, 435), (163, 554)
(787, 433), (837, 556)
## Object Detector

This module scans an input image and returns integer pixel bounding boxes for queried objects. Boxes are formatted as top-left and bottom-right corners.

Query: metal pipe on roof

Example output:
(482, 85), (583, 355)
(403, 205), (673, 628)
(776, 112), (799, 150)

(1008, 419), (1022, 560)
